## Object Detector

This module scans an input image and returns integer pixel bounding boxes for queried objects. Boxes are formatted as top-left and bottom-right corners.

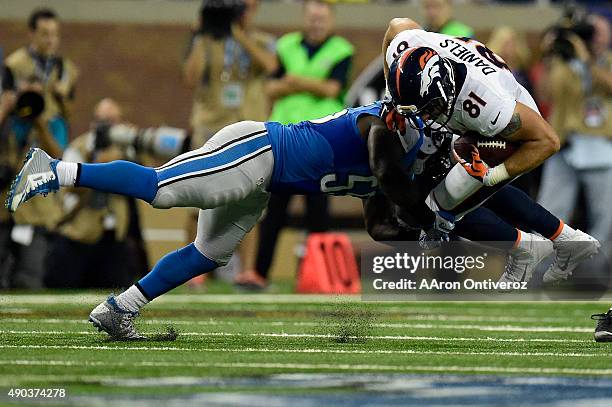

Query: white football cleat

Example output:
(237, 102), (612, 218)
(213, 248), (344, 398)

(543, 229), (600, 283)
(499, 232), (554, 285)
(89, 296), (146, 340)
(5, 148), (60, 213)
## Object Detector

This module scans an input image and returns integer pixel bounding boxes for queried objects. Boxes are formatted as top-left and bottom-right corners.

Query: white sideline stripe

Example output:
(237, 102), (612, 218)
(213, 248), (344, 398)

(0, 320), (593, 332)
(0, 345), (603, 358)
(2, 360), (612, 376)
(2, 293), (609, 305)
(0, 314), (578, 324)
(0, 331), (589, 343)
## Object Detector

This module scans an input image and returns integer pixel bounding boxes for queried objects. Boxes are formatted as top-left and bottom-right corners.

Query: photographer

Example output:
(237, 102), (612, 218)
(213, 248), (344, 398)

(3, 8), (78, 151)
(537, 11), (612, 243)
(0, 8), (78, 288)
(45, 99), (146, 289)
(183, 0), (277, 145)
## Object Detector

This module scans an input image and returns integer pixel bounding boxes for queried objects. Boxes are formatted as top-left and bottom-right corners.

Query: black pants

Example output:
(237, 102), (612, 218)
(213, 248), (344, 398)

(45, 232), (134, 289)
(0, 222), (13, 288)
(255, 194), (329, 279)
(10, 227), (51, 289)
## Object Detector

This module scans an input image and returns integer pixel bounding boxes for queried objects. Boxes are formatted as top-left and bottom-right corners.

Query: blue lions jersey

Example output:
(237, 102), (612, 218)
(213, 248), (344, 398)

(265, 102), (423, 197)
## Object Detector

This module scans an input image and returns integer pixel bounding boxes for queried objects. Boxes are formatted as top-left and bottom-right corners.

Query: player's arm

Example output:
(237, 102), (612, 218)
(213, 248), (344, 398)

(382, 18), (421, 81)
(366, 118), (435, 226)
(362, 194), (419, 241)
(496, 102), (560, 178)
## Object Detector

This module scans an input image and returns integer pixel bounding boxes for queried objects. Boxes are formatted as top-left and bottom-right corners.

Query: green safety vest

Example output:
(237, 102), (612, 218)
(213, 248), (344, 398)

(439, 20), (474, 38)
(270, 32), (354, 124)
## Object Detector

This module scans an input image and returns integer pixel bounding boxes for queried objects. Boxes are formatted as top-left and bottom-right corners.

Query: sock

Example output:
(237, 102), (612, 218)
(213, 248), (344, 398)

(454, 207), (518, 250)
(513, 229), (522, 249)
(551, 222), (576, 242)
(137, 243), (218, 300)
(115, 285), (149, 313)
(76, 160), (159, 203)
(485, 185), (561, 238)
(56, 161), (78, 186)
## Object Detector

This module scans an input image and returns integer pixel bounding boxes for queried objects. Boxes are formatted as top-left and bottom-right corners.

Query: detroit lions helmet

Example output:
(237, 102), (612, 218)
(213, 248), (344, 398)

(388, 47), (456, 129)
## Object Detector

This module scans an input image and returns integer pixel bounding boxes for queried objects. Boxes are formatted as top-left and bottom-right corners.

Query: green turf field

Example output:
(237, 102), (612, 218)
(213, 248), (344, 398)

(1, 289), (612, 405)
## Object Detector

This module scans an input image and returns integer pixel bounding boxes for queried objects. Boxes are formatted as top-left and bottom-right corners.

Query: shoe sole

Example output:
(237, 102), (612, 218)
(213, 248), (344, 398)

(5, 148), (37, 213)
(594, 331), (612, 342)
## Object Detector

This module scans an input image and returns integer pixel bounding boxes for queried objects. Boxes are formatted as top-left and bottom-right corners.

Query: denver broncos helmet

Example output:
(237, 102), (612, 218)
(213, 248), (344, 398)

(388, 47), (456, 128)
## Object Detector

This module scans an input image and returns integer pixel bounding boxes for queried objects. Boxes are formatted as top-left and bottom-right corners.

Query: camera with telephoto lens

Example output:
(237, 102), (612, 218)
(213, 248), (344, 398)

(93, 122), (191, 159)
(546, 4), (595, 61)
(14, 91), (45, 122)
(199, 0), (246, 39)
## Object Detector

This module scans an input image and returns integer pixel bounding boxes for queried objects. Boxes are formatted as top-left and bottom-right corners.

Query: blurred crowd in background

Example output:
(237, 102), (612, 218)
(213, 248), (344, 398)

(0, 0), (610, 291)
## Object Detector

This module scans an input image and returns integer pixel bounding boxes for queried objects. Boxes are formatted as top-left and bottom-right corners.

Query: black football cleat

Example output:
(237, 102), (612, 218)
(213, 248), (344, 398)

(591, 310), (612, 342)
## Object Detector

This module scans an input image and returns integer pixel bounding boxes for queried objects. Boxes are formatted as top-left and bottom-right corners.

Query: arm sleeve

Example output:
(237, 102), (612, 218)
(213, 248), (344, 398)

(481, 96), (516, 137)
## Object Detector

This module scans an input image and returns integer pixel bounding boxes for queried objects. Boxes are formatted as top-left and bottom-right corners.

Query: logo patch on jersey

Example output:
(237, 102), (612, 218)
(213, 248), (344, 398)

(491, 112), (501, 125)
(419, 54), (442, 97)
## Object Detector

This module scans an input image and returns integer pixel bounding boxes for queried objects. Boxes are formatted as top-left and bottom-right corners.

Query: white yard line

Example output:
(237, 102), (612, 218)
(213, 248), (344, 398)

(1, 359), (612, 376)
(1, 293), (610, 305)
(0, 345), (603, 358)
(0, 294), (359, 305)
(0, 318), (592, 332)
(0, 331), (590, 343)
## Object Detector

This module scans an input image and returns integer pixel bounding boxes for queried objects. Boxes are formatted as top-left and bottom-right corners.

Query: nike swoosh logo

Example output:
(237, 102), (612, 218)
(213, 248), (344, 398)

(558, 254), (572, 271)
(520, 265), (528, 282)
(491, 112), (501, 125)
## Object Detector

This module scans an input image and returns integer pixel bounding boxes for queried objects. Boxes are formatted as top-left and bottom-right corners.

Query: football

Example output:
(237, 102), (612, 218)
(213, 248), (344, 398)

(453, 132), (519, 167)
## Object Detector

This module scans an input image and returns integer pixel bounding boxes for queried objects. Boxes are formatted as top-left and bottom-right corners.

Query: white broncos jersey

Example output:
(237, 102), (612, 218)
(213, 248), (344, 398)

(386, 29), (539, 137)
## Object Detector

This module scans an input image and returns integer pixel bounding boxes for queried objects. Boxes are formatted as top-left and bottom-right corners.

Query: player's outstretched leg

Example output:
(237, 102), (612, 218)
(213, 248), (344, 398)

(6, 148), (159, 212)
(89, 243), (219, 340)
(485, 185), (600, 283)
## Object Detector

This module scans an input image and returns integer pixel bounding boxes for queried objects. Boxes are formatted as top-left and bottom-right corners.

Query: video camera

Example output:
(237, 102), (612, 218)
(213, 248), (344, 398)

(198, 0), (246, 39)
(546, 4), (595, 61)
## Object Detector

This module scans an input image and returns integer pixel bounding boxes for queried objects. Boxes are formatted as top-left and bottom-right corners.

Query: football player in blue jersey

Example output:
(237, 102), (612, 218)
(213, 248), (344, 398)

(7, 101), (442, 340)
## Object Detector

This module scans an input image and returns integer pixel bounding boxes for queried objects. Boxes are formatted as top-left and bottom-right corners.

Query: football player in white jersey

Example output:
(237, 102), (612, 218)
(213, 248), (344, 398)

(383, 18), (559, 203)
(380, 18), (600, 285)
